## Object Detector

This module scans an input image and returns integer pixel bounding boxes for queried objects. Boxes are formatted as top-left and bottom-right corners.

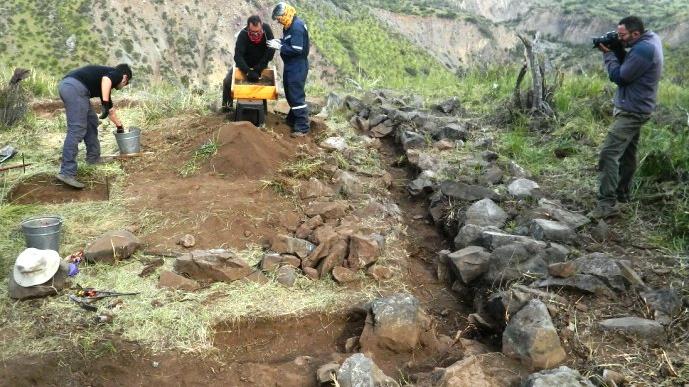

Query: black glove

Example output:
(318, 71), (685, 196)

(99, 100), (113, 119)
(247, 70), (260, 83)
(116, 125), (125, 133)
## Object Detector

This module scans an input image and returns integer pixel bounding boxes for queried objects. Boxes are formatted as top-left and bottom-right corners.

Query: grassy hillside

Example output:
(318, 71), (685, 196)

(0, 1), (106, 75)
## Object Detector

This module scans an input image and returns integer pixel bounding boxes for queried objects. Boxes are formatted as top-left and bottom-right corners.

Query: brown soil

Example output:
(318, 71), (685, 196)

(6, 173), (110, 204)
(1, 112), (477, 386)
(122, 113), (324, 252)
(205, 121), (296, 179)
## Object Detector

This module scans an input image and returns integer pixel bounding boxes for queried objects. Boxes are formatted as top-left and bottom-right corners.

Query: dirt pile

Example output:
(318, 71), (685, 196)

(207, 122), (296, 179)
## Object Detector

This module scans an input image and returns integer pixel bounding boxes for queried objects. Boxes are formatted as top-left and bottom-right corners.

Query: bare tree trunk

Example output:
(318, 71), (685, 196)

(517, 33), (543, 114)
(513, 63), (528, 110)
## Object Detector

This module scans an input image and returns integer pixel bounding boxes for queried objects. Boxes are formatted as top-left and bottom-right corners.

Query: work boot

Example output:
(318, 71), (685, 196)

(56, 174), (85, 189)
(587, 204), (620, 220)
(290, 131), (308, 138)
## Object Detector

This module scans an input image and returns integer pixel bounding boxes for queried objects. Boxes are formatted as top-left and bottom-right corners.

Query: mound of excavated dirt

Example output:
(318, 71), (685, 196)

(206, 122), (296, 179)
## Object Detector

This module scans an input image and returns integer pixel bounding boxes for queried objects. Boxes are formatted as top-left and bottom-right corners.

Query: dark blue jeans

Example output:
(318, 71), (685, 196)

(283, 61), (309, 133)
(58, 77), (100, 177)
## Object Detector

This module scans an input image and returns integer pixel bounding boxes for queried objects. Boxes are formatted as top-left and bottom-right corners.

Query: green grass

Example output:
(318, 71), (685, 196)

(179, 137), (219, 177)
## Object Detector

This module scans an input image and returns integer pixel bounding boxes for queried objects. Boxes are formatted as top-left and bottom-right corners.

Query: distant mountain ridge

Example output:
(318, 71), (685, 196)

(1, 0), (686, 87)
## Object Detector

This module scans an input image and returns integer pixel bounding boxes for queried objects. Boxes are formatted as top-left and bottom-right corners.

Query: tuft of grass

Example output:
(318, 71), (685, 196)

(179, 137), (219, 177)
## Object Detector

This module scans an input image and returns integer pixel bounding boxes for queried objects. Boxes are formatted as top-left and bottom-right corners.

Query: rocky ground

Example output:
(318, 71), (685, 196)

(1, 90), (688, 386)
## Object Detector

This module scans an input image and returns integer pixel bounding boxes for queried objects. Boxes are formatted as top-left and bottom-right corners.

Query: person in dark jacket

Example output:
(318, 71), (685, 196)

(269, 2), (310, 137)
(589, 16), (664, 219)
(221, 15), (275, 111)
(56, 64), (132, 189)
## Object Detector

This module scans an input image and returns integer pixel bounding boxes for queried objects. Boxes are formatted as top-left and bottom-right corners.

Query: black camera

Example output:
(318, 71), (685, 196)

(592, 31), (626, 62)
(592, 31), (619, 48)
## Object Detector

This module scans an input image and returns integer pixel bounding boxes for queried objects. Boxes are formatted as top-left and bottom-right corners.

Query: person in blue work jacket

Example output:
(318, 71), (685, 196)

(268, 2), (310, 137)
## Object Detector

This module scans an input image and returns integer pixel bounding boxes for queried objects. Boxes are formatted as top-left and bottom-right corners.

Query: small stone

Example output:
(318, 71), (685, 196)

(347, 234), (381, 270)
(276, 265), (298, 287)
(508, 178), (541, 200)
(434, 139), (454, 151)
(270, 234), (316, 258)
(242, 270), (270, 285)
(321, 136), (348, 152)
(617, 260), (645, 288)
(303, 267), (320, 280)
(332, 266), (358, 284)
(602, 369), (626, 386)
(177, 234), (196, 248)
(367, 265), (393, 281)
(299, 178), (334, 200)
(465, 198), (508, 228)
(522, 366), (594, 387)
(530, 219), (576, 243)
(448, 246), (491, 284)
(548, 262), (577, 278)
(85, 230), (141, 264)
(337, 353), (399, 387)
(305, 201), (349, 220)
(294, 355), (314, 367)
(591, 219), (610, 241)
(459, 338), (491, 357)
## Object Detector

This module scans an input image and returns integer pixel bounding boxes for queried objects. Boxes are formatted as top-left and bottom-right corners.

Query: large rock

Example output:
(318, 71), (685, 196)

(334, 171), (364, 196)
(448, 246), (491, 284)
(85, 230), (140, 263)
(537, 199), (590, 229)
(321, 136), (348, 152)
(173, 250), (253, 283)
(299, 178), (334, 200)
(599, 317), (666, 344)
(360, 293), (430, 353)
(508, 179), (541, 199)
(270, 235), (316, 259)
(401, 131), (426, 151)
(453, 225), (499, 249)
(641, 288), (684, 324)
(347, 234), (381, 270)
(336, 353), (399, 387)
(465, 199), (508, 228)
(317, 238), (349, 277)
(8, 262), (70, 300)
(533, 253), (629, 296)
(305, 201), (349, 220)
(158, 270), (200, 291)
(530, 219), (576, 243)
(440, 181), (499, 202)
(522, 366), (595, 387)
(485, 243), (549, 283)
(432, 123), (468, 141)
(485, 285), (567, 325)
(502, 299), (566, 370)
(432, 354), (525, 387)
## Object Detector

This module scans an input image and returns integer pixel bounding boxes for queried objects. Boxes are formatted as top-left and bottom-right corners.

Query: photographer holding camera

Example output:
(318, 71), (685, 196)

(589, 16), (664, 219)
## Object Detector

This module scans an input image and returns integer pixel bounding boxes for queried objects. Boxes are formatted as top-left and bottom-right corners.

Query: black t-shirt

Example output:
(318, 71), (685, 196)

(64, 65), (123, 101)
(234, 23), (275, 73)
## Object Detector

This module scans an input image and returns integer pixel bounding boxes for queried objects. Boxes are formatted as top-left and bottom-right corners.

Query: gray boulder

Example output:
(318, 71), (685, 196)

(641, 288), (684, 324)
(537, 199), (590, 229)
(360, 293), (430, 353)
(448, 246), (491, 284)
(440, 181), (499, 202)
(530, 219), (576, 243)
(502, 299), (566, 370)
(522, 366), (594, 387)
(465, 199), (508, 228)
(599, 317), (666, 344)
(478, 165), (504, 186)
(401, 131), (426, 151)
(486, 242), (549, 283)
(433, 97), (461, 114)
(533, 253), (630, 297)
(337, 353), (399, 387)
(85, 230), (140, 264)
(432, 123), (468, 141)
(485, 285), (567, 325)
(508, 179), (541, 199)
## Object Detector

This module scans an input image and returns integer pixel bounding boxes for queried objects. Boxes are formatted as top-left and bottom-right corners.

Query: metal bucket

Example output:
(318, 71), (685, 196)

(20, 216), (62, 252)
(114, 128), (141, 154)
